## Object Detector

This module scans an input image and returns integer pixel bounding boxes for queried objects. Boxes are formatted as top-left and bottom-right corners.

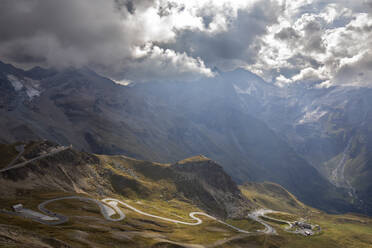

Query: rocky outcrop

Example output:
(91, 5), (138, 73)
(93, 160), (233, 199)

(171, 156), (251, 218)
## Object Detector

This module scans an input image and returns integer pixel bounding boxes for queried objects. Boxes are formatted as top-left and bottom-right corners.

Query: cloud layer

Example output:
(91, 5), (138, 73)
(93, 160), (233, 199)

(249, 0), (372, 87)
(0, 0), (215, 81)
(0, 0), (371, 85)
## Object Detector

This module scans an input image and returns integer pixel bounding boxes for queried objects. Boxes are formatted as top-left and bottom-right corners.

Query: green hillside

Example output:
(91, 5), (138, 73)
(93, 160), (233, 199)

(0, 141), (371, 247)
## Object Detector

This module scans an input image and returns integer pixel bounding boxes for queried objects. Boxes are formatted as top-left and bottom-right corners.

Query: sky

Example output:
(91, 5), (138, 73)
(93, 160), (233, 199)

(0, 0), (371, 86)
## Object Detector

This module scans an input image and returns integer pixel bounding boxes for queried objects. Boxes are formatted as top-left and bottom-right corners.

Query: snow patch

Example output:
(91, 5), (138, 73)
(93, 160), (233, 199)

(6, 74), (41, 99)
(298, 107), (327, 124)
(7, 75), (24, 91)
(113, 79), (132, 86)
(25, 86), (40, 98)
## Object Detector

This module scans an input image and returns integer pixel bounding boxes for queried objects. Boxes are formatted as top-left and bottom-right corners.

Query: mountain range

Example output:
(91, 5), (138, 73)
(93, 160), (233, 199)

(0, 60), (370, 215)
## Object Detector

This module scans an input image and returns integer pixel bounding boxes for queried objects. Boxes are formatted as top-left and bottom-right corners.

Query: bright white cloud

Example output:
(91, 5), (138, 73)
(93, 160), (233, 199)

(247, 0), (372, 87)
(0, 0), (371, 85)
(122, 44), (214, 82)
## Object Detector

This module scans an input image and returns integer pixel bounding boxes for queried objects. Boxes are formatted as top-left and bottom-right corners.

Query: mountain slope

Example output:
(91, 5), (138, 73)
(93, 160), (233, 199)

(0, 141), (371, 248)
(0, 141), (262, 247)
(239, 182), (307, 214)
(0, 61), (354, 214)
(133, 77), (354, 213)
(228, 69), (372, 214)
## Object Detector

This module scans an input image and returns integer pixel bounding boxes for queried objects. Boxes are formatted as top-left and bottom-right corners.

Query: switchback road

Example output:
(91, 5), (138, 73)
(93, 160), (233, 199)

(27, 196), (277, 234)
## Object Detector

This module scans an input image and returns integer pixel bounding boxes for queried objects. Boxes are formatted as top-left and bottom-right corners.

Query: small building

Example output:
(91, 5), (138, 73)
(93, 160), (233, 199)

(12, 204), (23, 212)
(295, 221), (312, 230)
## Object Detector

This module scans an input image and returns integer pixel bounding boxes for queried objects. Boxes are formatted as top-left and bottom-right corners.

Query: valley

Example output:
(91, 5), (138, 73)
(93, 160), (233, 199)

(1, 1), (372, 247)
(0, 61), (372, 247)
(0, 141), (371, 247)
(0, 61), (358, 215)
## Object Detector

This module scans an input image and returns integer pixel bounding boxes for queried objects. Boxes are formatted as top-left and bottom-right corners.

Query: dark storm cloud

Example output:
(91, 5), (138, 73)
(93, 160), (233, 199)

(0, 0), (213, 81)
(159, 0), (281, 70)
(0, 0), (282, 79)
(0, 0), (371, 85)
(0, 0), (128, 67)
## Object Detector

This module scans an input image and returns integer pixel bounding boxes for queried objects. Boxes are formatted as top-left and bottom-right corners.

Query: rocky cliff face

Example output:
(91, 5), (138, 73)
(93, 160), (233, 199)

(0, 61), (356, 214)
(171, 156), (250, 218)
(229, 71), (372, 214)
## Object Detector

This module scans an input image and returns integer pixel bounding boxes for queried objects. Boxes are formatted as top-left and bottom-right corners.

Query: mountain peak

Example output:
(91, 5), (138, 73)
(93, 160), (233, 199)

(171, 156), (241, 197)
(0, 60), (22, 75)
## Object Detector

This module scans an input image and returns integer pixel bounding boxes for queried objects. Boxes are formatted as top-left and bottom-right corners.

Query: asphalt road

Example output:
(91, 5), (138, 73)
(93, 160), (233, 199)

(0, 145), (314, 235)
(248, 209), (277, 235)
(37, 196), (125, 225)
(9, 196), (302, 236)
(35, 196), (252, 233)
(0, 146), (68, 173)
(102, 198), (252, 234)
(248, 209), (320, 236)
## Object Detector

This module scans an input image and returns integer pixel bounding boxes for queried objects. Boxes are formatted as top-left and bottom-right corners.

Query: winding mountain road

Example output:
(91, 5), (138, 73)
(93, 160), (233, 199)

(248, 209), (277, 234)
(30, 196), (276, 234)
(103, 198), (251, 233)
(38, 196), (125, 225)
(12, 195), (318, 237)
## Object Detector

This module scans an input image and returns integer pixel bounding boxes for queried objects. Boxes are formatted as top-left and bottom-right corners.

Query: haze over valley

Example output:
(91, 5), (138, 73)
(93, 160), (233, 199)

(0, 0), (372, 247)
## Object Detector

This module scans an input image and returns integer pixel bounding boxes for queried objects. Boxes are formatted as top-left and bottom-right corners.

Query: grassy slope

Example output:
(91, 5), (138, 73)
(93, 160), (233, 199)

(1, 191), (257, 247)
(272, 213), (372, 248)
(0, 153), (259, 247)
(239, 182), (307, 214)
(0, 149), (371, 247)
(0, 143), (18, 169)
(239, 181), (372, 248)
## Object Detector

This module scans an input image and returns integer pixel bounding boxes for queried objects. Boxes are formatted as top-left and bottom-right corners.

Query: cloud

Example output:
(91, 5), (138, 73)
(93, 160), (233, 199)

(113, 44), (214, 82)
(275, 27), (300, 41)
(248, 1), (372, 87)
(0, 0), (371, 86)
(0, 0), (282, 82)
(158, 0), (281, 71)
(334, 51), (372, 86)
(0, 0), (213, 82)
